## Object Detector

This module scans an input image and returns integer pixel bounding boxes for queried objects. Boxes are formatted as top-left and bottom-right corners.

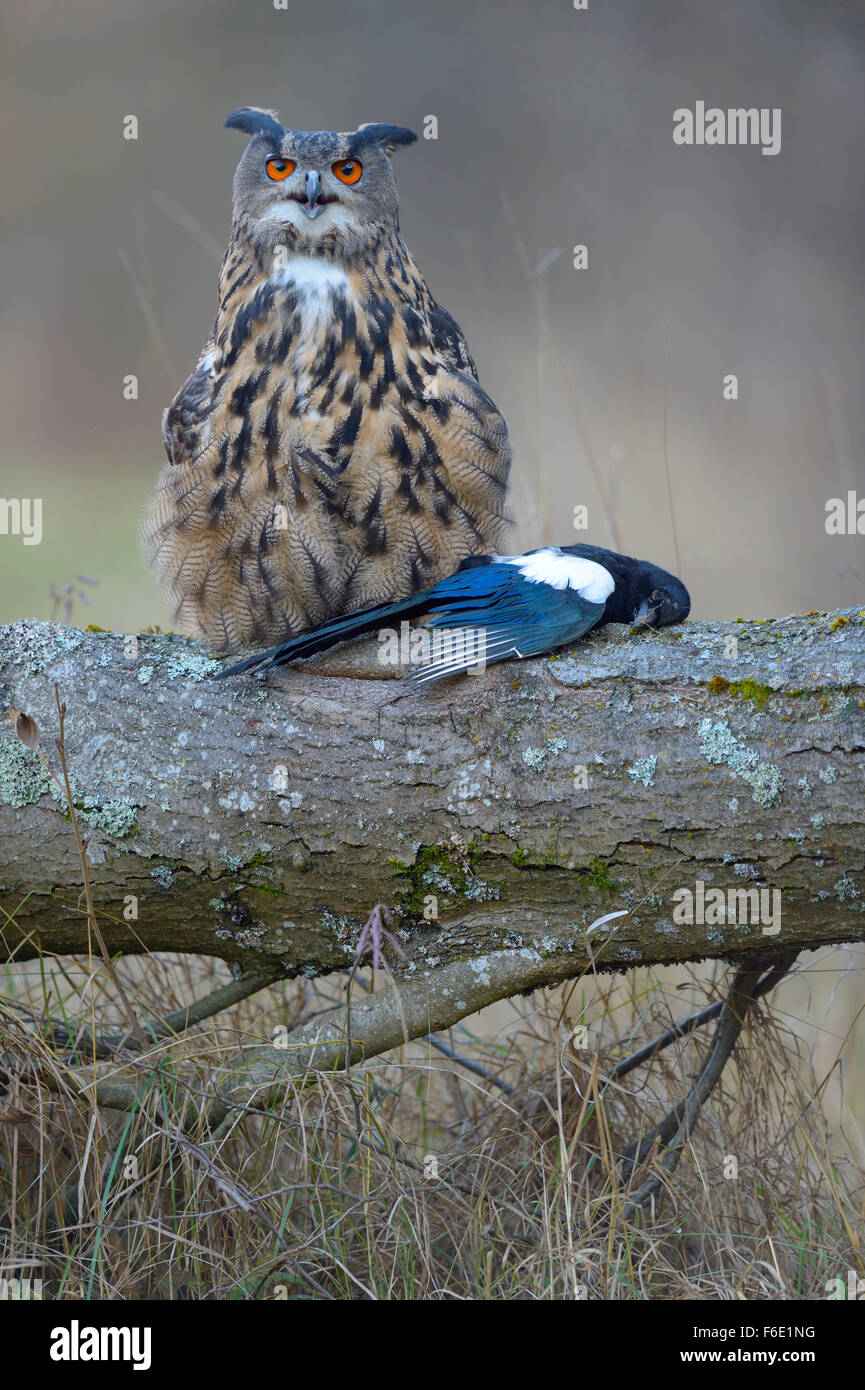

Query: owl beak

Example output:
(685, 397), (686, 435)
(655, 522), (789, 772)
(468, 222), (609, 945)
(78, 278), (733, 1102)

(302, 170), (324, 219)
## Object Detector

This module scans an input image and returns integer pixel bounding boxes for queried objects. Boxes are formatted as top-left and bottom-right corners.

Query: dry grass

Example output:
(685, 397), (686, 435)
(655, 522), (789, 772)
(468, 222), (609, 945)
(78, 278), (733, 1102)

(1, 949), (862, 1301)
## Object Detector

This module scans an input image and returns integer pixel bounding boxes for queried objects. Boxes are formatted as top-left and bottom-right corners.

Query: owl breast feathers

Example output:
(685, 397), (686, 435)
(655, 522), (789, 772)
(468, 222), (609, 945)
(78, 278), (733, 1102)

(144, 107), (512, 653)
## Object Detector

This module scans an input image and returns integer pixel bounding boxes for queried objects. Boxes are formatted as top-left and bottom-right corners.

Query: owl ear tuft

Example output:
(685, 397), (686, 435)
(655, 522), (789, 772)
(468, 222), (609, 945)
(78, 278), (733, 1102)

(225, 107), (286, 144)
(353, 123), (418, 154)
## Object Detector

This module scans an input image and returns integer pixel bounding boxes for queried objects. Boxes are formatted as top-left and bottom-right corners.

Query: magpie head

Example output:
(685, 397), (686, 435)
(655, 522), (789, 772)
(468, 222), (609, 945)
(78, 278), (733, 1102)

(561, 545), (691, 630)
(629, 565), (691, 629)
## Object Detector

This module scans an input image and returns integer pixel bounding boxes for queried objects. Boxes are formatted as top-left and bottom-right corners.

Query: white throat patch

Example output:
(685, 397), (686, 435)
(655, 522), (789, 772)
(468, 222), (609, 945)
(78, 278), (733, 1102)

(269, 254), (350, 295)
(267, 255), (352, 339)
(498, 548), (615, 603)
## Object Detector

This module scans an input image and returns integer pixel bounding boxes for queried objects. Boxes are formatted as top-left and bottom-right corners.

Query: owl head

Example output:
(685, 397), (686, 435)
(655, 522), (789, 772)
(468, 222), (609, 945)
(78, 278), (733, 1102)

(225, 106), (417, 263)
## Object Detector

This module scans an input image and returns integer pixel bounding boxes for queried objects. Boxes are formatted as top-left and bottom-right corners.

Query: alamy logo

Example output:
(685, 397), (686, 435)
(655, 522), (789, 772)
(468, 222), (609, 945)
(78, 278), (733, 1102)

(825, 491), (865, 535)
(825, 1269), (865, 1300)
(0, 1276), (42, 1299)
(377, 620), (486, 673)
(674, 102), (781, 157)
(672, 879), (781, 936)
(0, 497), (42, 545)
(50, 1320), (151, 1371)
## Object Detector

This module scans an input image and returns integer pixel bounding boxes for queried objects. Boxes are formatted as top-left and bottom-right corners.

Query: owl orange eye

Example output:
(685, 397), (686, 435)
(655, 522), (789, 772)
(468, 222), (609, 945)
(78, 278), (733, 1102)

(332, 159), (362, 185)
(266, 157), (295, 181)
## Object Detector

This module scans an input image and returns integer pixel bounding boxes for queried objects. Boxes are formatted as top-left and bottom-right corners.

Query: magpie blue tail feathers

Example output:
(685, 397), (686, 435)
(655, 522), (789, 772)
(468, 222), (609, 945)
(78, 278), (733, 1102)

(214, 589), (438, 678)
(215, 556), (502, 679)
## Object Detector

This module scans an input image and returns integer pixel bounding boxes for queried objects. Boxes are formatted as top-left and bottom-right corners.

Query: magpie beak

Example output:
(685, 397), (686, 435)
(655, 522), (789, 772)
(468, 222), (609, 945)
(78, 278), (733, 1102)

(631, 583), (687, 629)
(632, 596), (660, 628)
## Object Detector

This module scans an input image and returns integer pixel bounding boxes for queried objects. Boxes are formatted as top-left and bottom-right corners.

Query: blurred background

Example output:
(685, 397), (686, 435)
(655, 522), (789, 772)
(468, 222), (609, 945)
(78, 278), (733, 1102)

(1, 0), (863, 629)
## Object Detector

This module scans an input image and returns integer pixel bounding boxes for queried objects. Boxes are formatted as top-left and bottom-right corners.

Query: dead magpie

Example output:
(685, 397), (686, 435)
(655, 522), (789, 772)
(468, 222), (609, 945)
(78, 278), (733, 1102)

(215, 543), (690, 685)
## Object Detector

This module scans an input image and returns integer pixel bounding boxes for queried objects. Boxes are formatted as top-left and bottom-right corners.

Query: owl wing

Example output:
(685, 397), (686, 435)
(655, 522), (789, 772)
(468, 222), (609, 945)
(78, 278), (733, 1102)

(426, 300), (479, 381)
(161, 342), (220, 466)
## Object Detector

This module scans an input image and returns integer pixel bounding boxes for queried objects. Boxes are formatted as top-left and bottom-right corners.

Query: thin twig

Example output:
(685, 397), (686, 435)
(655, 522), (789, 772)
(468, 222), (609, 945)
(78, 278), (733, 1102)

(169, 1129), (335, 1300)
(610, 954), (798, 1082)
(9, 968), (281, 1061)
(616, 949), (800, 1218)
(425, 1034), (517, 1097)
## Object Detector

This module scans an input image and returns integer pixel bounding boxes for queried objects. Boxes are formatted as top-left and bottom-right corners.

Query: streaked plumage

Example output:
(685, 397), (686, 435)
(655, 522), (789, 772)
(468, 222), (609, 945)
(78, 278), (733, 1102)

(215, 543), (691, 684)
(145, 107), (512, 652)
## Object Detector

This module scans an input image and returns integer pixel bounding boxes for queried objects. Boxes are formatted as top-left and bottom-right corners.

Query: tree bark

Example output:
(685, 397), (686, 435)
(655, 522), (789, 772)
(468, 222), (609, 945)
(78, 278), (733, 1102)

(1, 609), (863, 1013)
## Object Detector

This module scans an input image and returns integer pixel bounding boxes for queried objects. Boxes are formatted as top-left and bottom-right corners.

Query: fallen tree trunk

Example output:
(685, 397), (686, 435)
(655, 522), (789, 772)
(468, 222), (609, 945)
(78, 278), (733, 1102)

(1, 610), (863, 1011)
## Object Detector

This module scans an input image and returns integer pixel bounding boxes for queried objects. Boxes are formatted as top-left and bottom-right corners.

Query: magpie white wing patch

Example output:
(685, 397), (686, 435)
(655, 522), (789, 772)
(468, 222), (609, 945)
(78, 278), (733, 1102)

(496, 548), (615, 603)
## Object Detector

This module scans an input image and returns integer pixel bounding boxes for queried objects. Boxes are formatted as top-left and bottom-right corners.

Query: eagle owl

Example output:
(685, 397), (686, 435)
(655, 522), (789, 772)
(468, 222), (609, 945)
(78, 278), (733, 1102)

(145, 107), (512, 652)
